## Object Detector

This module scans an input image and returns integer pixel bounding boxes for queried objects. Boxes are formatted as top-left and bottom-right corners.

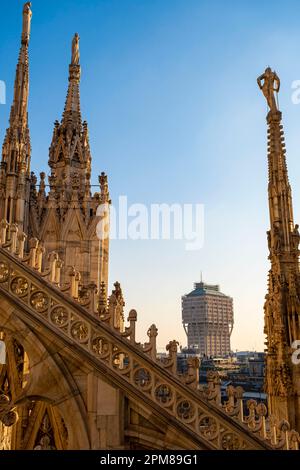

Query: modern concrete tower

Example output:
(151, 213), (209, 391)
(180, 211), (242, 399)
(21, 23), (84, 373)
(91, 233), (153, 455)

(182, 281), (234, 357)
(258, 67), (300, 432)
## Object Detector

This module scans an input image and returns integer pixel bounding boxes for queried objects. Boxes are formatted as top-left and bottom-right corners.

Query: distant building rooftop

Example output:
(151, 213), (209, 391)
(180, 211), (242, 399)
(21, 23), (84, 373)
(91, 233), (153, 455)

(185, 282), (228, 298)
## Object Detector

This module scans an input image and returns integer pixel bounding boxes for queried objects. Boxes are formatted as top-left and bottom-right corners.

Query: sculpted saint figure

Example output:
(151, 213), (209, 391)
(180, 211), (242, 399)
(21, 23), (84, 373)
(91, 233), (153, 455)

(273, 224), (282, 253)
(22, 2), (32, 43)
(34, 435), (55, 450)
(72, 33), (80, 65)
(267, 230), (271, 251)
(257, 67), (280, 112)
(292, 224), (300, 251)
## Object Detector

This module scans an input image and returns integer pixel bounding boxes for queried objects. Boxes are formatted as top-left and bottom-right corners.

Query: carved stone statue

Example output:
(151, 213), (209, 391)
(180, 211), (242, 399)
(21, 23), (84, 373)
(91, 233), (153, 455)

(34, 435), (55, 450)
(267, 230), (271, 252)
(257, 67), (280, 112)
(288, 272), (298, 302)
(292, 224), (300, 251)
(71, 33), (80, 65)
(273, 224), (282, 253)
(22, 2), (32, 43)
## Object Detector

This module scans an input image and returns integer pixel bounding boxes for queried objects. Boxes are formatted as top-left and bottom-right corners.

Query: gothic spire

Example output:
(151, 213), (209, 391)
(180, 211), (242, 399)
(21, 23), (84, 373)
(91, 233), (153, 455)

(62, 33), (82, 126)
(258, 67), (300, 432)
(2, 2), (32, 175)
(47, 33), (92, 214)
(0, 3), (32, 231)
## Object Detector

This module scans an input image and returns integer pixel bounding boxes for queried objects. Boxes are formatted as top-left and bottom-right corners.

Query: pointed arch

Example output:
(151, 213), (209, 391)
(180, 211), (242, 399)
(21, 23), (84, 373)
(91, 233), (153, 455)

(0, 301), (90, 450)
(54, 135), (67, 164)
(70, 135), (83, 164)
(61, 207), (88, 241)
(40, 208), (61, 244)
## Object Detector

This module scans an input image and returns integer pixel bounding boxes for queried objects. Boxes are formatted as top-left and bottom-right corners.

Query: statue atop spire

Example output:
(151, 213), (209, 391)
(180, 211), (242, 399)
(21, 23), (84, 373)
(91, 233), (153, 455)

(257, 67), (280, 113)
(259, 69), (300, 432)
(71, 33), (80, 65)
(68, 34), (81, 83)
(22, 2), (32, 45)
(33, 31), (109, 294)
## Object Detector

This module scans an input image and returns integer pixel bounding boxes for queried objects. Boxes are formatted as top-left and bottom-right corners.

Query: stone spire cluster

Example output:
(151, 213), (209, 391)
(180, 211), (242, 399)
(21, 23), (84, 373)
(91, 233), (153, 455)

(0, 2), (32, 232)
(258, 68), (300, 432)
(0, 3), (110, 295)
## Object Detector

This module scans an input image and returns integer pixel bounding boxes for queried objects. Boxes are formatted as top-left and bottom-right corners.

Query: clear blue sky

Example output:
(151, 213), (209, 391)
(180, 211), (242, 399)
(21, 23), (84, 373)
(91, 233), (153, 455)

(2, 0), (300, 351)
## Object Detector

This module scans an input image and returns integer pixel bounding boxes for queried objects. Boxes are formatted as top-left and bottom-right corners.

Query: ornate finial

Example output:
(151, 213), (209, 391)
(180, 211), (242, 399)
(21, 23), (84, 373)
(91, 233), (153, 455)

(68, 34), (81, 82)
(99, 172), (107, 189)
(128, 309), (137, 322)
(99, 281), (107, 310)
(147, 324), (158, 339)
(38, 172), (46, 197)
(30, 171), (37, 186)
(112, 282), (125, 306)
(22, 2), (32, 45)
(71, 172), (80, 191)
(257, 67), (280, 113)
(71, 33), (80, 65)
(99, 172), (111, 204)
(166, 340), (179, 354)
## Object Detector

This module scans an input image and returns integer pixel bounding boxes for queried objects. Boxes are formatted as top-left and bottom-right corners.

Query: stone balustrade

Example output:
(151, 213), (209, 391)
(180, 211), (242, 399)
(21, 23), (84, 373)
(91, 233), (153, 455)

(0, 219), (299, 450)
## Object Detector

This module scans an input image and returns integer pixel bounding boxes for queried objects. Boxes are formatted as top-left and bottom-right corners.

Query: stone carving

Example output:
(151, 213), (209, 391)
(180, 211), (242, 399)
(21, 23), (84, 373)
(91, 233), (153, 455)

(92, 337), (109, 358)
(273, 364), (293, 397)
(99, 172), (111, 205)
(13, 340), (25, 388)
(70, 321), (89, 343)
(11, 277), (28, 296)
(292, 224), (300, 251)
(0, 345), (19, 433)
(112, 352), (130, 371)
(155, 384), (173, 405)
(221, 432), (241, 450)
(184, 357), (200, 387)
(205, 371), (221, 404)
(257, 67), (280, 112)
(78, 287), (91, 306)
(34, 435), (55, 450)
(33, 413), (56, 450)
(0, 422), (13, 450)
(71, 33), (80, 65)
(272, 224), (282, 253)
(0, 262), (9, 283)
(259, 72), (300, 433)
(288, 273), (298, 300)
(176, 400), (195, 422)
(22, 2), (32, 44)
(50, 306), (69, 327)
(0, 411), (17, 427)
(267, 230), (271, 253)
(30, 291), (49, 312)
(134, 368), (152, 389)
(199, 416), (218, 440)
